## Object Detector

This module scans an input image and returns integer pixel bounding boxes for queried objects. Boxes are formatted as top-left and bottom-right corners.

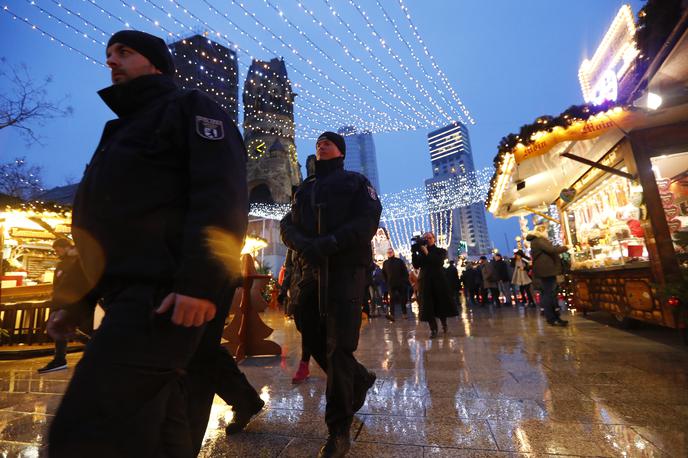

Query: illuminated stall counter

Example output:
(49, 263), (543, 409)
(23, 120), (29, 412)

(486, 4), (688, 333)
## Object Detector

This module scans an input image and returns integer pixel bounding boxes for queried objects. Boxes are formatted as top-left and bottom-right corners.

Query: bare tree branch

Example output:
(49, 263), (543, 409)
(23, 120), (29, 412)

(0, 57), (73, 146)
(0, 157), (44, 201)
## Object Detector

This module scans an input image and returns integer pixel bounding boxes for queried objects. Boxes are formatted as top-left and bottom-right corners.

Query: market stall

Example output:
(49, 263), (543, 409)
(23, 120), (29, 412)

(1, 203), (71, 298)
(0, 201), (72, 345)
(487, 4), (688, 332)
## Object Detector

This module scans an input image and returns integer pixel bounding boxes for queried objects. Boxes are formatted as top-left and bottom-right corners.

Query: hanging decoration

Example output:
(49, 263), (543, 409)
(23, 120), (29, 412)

(4, 0), (473, 138)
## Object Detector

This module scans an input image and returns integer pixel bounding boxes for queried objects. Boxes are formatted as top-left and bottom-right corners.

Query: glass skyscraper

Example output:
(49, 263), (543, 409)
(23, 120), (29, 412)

(338, 126), (381, 193)
(425, 121), (491, 257)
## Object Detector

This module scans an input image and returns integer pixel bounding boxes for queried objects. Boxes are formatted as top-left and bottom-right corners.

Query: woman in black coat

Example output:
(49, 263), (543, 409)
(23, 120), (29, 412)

(412, 232), (459, 338)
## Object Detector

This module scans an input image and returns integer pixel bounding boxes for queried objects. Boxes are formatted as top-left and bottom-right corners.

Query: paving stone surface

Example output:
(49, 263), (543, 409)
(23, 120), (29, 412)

(0, 302), (685, 457)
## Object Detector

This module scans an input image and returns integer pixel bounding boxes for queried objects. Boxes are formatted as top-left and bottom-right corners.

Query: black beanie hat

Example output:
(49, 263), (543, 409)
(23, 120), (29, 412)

(107, 30), (175, 76)
(316, 131), (346, 157)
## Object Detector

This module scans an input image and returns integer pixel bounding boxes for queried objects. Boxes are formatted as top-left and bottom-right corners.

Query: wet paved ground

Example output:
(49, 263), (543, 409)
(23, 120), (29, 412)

(0, 303), (686, 457)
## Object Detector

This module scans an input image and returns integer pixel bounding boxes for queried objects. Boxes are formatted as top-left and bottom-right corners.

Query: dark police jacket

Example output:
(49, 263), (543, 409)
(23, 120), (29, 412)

(72, 74), (248, 301)
(280, 157), (382, 271)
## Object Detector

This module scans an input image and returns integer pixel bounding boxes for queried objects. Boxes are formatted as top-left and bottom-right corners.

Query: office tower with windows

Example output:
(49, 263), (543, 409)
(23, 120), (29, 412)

(425, 121), (491, 257)
(338, 126), (381, 193)
(169, 34), (239, 124)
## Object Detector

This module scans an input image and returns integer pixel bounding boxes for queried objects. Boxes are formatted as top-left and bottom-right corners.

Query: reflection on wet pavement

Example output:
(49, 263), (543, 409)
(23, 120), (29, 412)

(0, 303), (686, 457)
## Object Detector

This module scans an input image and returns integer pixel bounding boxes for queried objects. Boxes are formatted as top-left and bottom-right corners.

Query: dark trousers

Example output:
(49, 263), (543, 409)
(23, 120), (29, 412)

(519, 284), (535, 304)
(465, 287), (480, 306)
(48, 283), (247, 457)
(54, 339), (67, 363)
(539, 276), (559, 322)
(481, 287), (500, 305)
(296, 267), (370, 434)
(51, 308), (93, 363)
(388, 286), (407, 316)
(300, 338), (312, 363)
(428, 316), (447, 333)
(214, 345), (262, 417)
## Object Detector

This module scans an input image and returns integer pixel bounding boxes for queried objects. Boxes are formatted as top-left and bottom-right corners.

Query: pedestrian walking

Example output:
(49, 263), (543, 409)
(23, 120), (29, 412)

(47, 30), (261, 457)
(445, 260), (462, 308)
(412, 232), (458, 338)
(372, 262), (390, 320)
(461, 262), (482, 306)
(527, 221), (569, 326)
(38, 239), (94, 374)
(279, 249), (312, 384)
(511, 250), (536, 307)
(280, 131), (381, 457)
(493, 253), (513, 306)
(382, 248), (410, 319)
(478, 256), (500, 306)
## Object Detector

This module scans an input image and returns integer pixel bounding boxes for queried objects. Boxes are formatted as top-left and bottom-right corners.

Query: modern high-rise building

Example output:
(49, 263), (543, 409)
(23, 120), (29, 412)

(425, 121), (491, 257)
(338, 126), (381, 193)
(169, 34), (239, 124)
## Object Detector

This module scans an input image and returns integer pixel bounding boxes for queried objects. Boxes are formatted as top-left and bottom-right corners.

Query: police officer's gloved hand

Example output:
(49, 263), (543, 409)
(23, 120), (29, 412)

(291, 232), (314, 252)
(301, 235), (338, 266)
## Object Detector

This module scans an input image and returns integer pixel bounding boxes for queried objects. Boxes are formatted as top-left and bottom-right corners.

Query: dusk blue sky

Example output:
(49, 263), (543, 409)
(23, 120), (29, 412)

(0, 0), (645, 254)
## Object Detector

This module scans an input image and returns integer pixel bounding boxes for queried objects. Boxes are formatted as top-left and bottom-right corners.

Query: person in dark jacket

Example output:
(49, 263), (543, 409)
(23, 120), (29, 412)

(526, 222), (569, 326)
(412, 232), (458, 338)
(38, 239), (94, 374)
(371, 262), (389, 320)
(444, 260), (462, 308)
(492, 253), (513, 306)
(47, 30), (261, 457)
(479, 256), (500, 306)
(461, 262), (482, 306)
(382, 248), (410, 318)
(280, 131), (382, 458)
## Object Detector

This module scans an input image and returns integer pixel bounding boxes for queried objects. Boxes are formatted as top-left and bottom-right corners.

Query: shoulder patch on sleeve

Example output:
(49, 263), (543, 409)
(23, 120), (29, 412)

(195, 115), (225, 140)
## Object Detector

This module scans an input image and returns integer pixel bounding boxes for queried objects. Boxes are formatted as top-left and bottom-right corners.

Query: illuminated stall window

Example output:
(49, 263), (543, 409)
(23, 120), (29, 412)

(651, 151), (688, 264)
(565, 167), (649, 270)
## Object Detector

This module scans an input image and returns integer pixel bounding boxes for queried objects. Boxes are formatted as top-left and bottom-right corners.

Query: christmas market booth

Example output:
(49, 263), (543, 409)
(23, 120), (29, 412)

(1, 193), (272, 348)
(487, 3), (688, 335)
(0, 198), (72, 345)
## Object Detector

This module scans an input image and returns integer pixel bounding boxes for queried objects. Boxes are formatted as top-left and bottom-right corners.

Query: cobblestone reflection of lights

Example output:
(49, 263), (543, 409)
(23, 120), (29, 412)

(259, 385), (271, 405)
(201, 397), (235, 446)
(515, 427), (532, 453)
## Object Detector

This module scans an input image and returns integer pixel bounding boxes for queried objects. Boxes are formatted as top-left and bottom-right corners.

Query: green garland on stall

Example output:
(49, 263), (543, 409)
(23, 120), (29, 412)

(486, 100), (618, 209)
(493, 100), (618, 162)
(635, 0), (683, 63)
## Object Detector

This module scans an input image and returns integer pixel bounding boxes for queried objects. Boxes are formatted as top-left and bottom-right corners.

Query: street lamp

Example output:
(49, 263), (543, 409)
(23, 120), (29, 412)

(632, 91), (663, 111)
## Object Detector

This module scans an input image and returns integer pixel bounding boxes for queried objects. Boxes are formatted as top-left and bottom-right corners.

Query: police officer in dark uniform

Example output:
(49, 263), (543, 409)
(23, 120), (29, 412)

(47, 30), (261, 457)
(281, 132), (382, 457)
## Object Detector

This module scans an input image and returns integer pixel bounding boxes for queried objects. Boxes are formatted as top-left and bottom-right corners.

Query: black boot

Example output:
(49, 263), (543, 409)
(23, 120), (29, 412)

(353, 370), (376, 413)
(225, 397), (265, 435)
(318, 431), (351, 458)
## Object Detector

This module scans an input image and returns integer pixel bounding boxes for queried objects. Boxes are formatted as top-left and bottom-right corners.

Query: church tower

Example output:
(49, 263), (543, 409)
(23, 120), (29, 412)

(243, 58), (302, 204)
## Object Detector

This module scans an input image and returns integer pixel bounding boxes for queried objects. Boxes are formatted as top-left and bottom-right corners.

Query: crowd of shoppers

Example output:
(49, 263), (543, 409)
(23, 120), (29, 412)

(37, 28), (575, 458)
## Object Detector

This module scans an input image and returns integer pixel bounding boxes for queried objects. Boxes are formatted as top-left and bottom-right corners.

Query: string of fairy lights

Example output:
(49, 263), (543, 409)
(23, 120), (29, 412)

(4, 0), (488, 252)
(248, 167), (491, 221)
(343, 0), (451, 124)
(2, 0), (473, 137)
(159, 0), (389, 134)
(44, 0), (363, 137)
(269, 0), (436, 128)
